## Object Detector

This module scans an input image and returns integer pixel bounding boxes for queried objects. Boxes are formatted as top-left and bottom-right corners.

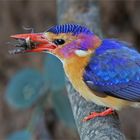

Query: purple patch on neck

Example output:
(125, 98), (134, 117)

(60, 34), (99, 58)
(60, 40), (79, 58)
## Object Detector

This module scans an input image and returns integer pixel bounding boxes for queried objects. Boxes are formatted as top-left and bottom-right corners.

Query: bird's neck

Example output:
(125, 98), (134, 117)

(63, 35), (102, 79)
(63, 55), (91, 83)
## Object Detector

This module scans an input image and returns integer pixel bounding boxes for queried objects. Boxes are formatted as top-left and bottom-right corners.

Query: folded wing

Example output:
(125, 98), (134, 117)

(83, 39), (140, 101)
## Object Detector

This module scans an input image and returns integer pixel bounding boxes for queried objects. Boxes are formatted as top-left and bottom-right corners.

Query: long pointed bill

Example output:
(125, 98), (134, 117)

(9, 33), (57, 54)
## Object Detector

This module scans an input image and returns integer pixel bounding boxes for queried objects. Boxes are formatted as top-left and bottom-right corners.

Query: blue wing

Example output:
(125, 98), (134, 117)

(83, 39), (140, 101)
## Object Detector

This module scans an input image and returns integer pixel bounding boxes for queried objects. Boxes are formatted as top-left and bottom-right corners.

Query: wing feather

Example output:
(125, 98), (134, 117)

(83, 39), (140, 101)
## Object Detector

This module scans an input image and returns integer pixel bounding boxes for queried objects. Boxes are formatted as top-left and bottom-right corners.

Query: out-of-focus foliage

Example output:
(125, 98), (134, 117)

(5, 54), (76, 139)
(52, 90), (76, 129)
(6, 129), (32, 140)
(33, 110), (52, 140)
(44, 54), (65, 91)
(5, 68), (46, 109)
(0, 0), (79, 139)
(44, 54), (76, 128)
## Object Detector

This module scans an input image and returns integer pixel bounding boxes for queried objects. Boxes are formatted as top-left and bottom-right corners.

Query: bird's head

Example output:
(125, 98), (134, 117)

(10, 24), (101, 61)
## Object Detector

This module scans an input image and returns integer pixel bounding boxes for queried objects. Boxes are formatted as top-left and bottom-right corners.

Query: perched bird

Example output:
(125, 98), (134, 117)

(10, 24), (140, 121)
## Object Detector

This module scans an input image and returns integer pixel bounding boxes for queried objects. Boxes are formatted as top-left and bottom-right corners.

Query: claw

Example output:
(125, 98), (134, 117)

(82, 108), (114, 122)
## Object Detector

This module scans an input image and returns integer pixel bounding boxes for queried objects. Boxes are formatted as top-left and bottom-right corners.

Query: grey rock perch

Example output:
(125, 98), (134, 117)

(57, 0), (126, 139)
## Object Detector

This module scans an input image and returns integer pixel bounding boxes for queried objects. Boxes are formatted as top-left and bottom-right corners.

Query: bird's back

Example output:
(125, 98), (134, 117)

(84, 39), (140, 103)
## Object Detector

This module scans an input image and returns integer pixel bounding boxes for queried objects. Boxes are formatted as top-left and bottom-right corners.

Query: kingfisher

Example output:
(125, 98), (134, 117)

(10, 24), (140, 122)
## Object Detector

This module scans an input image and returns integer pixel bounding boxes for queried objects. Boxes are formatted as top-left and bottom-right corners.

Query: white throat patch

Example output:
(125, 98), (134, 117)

(74, 50), (91, 57)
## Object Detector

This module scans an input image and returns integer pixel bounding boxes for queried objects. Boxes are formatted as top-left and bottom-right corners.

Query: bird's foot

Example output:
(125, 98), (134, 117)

(82, 108), (114, 122)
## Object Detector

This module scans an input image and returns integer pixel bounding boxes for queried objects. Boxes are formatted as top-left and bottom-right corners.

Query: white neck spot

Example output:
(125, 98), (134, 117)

(74, 50), (90, 57)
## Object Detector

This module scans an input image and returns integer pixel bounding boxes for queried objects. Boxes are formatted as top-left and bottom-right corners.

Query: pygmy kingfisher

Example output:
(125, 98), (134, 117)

(10, 24), (140, 121)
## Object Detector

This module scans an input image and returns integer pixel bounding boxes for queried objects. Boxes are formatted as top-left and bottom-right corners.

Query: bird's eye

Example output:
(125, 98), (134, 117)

(53, 39), (65, 45)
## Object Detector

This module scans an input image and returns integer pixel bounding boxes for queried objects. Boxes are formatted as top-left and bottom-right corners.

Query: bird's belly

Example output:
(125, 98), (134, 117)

(66, 74), (130, 110)
(65, 74), (105, 106)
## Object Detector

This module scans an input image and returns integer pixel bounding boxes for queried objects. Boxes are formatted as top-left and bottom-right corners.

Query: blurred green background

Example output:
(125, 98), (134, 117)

(0, 0), (140, 140)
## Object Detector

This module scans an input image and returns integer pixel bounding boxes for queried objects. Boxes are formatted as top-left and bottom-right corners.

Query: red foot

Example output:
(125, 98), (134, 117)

(82, 108), (114, 122)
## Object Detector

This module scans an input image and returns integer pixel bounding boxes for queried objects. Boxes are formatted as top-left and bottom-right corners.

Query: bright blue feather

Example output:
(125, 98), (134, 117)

(47, 24), (93, 35)
(83, 39), (140, 101)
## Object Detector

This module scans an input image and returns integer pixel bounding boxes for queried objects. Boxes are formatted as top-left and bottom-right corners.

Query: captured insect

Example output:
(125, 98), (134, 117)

(8, 27), (37, 54)
(8, 37), (37, 54)
(8, 27), (54, 54)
